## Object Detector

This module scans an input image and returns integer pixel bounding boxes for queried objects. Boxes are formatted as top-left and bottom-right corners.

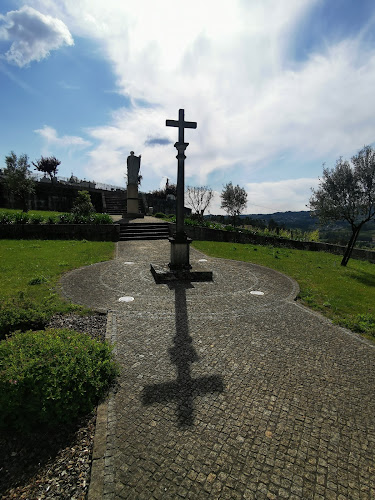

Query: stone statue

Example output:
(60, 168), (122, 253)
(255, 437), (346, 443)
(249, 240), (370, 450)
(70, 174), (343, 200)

(127, 151), (141, 185)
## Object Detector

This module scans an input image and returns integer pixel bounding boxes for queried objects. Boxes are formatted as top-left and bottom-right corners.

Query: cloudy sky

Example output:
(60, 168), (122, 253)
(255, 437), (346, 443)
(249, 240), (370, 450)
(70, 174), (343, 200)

(1, 0), (374, 214)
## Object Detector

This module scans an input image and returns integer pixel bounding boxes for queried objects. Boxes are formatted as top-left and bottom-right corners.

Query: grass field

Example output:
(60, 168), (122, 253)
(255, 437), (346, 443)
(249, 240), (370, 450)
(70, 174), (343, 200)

(0, 208), (63, 217)
(192, 241), (375, 339)
(1, 236), (374, 340)
(0, 240), (115, 337)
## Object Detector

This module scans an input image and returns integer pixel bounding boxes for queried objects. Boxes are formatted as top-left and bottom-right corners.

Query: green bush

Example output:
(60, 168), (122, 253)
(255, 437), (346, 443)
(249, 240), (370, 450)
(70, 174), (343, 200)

(154, 212), (165, 218)
(58, 213), (75, 224)
(0, 210), (113, 225)
(71, 190), (95, 216)
(0, 329), (119, 432)
(92, 213), (113, 224)
(0, 297), (49, 340)
(0, 211), (13, 224)
(14, 212), (30, 224)
(29, 214), (44, 224)
(46, 214), (58, 224)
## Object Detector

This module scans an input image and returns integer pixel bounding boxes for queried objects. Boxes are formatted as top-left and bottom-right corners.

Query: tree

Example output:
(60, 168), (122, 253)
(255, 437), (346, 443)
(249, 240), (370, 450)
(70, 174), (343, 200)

(309, 145), (375, 266)
(32, 156), (61, 182)
(151, 178), (177, 199)
(220, 182), (248, 227)
(186, 186), (214, 220)
(3, 151), (35, 212)
(71, 190), (95, 216)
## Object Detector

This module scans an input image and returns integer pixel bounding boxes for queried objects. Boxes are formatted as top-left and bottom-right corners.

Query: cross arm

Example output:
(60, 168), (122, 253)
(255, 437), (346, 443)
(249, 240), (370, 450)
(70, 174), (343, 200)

(166, 119), (197, 129)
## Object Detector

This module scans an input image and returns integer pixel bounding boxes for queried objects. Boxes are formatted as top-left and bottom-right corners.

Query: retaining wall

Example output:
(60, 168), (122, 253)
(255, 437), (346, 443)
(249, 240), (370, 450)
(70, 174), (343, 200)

(0, 224), (119, 241)
(167, 223), (375, 264)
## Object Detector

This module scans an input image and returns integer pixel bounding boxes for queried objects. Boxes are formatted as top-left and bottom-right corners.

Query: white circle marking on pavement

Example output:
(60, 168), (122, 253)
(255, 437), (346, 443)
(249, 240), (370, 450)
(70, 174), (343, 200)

(118, 296), (135, 302)
(250, 291), (264, 296)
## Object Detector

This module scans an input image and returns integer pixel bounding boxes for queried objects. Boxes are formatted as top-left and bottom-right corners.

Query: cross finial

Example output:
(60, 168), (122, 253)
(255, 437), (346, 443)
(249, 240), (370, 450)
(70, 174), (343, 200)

(166, 108), (197, 144)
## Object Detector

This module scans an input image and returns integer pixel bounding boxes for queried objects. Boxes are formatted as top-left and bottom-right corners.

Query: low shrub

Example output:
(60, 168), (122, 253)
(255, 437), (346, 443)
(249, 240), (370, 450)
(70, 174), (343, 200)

(46, 214), (58, 224)
(0, 297), (50, 340)
(154, 212), (165, 218)
(0, 212), (13, 224)
(0, 328), (119, 433)
(58, 213), (75, 224)
(90, 213), (114, 224)
(339, 313), (375, 337)
(13, 212), (30, 224)
(0, 210), (114, 225)
(71, 190), (95, 216)
(29, 214), (44, 224)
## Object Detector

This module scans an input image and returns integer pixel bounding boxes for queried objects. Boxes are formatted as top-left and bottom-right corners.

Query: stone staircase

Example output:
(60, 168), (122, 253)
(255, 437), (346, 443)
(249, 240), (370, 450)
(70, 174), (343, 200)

(104, 193), (126, 215)
(119, 222), (170, 241)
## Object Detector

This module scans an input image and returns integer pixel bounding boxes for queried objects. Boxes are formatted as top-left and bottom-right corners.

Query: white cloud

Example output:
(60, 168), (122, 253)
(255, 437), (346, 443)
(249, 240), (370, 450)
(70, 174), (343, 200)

(0, 6), (73, 67)
(35, 125), (91, 149)
(25, 1), (375, 211)
(208, 178), (319, 215)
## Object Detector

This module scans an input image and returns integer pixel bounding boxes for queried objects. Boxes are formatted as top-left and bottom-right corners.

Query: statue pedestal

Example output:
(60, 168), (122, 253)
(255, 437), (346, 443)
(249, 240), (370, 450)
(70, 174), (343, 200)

(124, 183), (144, 218)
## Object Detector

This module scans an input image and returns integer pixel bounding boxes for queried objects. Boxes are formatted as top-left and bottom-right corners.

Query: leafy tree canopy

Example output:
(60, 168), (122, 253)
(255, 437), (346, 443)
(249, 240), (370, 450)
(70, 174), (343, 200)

(220, 181), (248, 227)
(309, 145), (375, 266)
(32, 156), (61, 182)
(3, 151), (35, 212)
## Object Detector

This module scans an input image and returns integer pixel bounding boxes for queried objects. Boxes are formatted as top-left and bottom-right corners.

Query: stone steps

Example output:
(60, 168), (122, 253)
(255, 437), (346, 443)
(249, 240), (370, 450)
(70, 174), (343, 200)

(119, 222), (170, 241)
(104, 195), (126, 215)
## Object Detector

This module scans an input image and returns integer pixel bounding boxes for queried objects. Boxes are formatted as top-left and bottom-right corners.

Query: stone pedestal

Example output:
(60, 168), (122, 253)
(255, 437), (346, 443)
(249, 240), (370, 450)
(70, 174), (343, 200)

(127, 184), (139, 213)
(124, 183), (144, 218)
(168, 236), (192, 270)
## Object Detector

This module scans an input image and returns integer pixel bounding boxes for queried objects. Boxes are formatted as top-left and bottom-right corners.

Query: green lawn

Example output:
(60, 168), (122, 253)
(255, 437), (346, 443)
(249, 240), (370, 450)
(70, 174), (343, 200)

(0, 240), (115, 337)
(0, 208), (63, 217)
(192, 241), (375, 339)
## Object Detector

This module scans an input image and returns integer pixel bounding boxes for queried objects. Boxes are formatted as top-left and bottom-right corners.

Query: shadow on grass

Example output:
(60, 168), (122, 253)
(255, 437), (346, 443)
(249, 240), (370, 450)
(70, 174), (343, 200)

(347, 269), (375, 287)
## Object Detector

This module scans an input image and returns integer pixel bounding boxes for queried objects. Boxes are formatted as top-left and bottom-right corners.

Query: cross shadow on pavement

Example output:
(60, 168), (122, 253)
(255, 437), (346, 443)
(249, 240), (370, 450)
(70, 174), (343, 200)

(141, 281), (224, 428)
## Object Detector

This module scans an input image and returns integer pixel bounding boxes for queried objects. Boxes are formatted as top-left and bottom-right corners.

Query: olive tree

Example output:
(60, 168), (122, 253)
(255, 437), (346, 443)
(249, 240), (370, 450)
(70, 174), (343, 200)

(186, 186), (214, 220)
(32, 156), (61, 182)
(309, 145), (375, 266)
(3, 151), (35, 212)
(220, 181), (248, 227)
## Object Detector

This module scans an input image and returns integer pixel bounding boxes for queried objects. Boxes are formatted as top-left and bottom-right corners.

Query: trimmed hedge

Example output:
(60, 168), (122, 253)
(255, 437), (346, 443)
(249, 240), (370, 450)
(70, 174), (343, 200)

(0, 329), (119, 433)
(0, 211), (113, 225)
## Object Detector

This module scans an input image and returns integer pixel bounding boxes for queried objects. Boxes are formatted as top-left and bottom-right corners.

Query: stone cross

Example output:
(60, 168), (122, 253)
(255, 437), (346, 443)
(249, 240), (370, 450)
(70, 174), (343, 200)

(166, 109), (197, 239)
(166, 109), (197, 270)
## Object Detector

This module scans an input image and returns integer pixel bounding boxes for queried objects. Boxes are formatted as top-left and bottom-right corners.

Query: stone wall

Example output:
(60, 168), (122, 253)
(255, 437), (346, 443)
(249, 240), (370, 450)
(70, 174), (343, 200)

(0, 181), (106, 213)
(0, 224), (119, 241)
(167, 223), (375, 264)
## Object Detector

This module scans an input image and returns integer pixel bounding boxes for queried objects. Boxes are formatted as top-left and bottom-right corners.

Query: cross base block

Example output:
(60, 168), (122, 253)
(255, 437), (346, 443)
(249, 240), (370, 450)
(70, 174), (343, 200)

(168, 236), (192, 270)
(150, 264), (213, 283)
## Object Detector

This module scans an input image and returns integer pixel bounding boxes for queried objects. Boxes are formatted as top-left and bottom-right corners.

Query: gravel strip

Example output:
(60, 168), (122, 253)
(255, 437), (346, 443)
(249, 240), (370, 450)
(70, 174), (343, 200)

(0, 313), (108, 500)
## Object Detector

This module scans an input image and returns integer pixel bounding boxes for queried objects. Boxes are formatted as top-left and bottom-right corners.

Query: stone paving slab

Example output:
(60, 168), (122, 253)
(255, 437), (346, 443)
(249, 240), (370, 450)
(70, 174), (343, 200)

(60, 240), (375, 499)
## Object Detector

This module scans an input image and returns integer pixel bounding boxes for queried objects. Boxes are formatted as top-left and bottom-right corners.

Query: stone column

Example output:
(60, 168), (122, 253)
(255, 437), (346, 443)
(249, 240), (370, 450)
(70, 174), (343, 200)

(169, 142), (192, 270)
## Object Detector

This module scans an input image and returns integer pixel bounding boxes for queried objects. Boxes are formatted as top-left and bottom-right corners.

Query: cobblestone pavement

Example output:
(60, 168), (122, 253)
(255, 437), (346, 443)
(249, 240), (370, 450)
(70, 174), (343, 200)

(60, 240), (375, 500)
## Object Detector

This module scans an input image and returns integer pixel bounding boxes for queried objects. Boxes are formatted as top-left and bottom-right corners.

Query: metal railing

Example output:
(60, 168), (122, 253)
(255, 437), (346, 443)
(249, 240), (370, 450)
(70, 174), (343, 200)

(27, 172), (126, 192)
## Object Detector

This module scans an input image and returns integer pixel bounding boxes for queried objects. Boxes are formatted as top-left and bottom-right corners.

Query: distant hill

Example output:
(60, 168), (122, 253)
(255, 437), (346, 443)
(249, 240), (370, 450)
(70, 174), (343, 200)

(207, 210), (374, 247)
(240, 211), (374, 247)
(241, 211), (319, 231)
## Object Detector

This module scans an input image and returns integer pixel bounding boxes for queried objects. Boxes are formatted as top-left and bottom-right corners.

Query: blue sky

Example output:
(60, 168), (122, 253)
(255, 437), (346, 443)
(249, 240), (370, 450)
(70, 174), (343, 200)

(1, 0), (375, 214)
